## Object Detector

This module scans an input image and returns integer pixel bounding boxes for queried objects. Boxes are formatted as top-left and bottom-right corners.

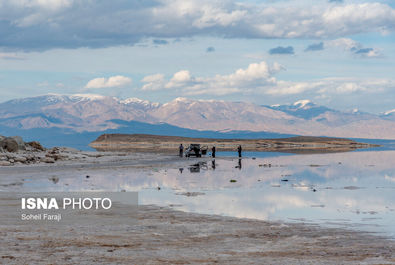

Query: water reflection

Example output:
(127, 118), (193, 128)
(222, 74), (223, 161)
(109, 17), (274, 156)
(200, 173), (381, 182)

(188, 161), (209, 173)
(236, 159), (242, 170)
(2, 150), (395, 237)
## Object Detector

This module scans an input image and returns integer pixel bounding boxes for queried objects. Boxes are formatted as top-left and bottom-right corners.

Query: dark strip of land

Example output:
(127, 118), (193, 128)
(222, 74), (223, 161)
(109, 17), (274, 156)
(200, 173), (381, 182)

(90, 134), (379, 153)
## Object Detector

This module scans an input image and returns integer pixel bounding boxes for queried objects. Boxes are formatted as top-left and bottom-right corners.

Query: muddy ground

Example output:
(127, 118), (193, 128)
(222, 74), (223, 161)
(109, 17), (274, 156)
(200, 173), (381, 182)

(0, 205), (394, 265)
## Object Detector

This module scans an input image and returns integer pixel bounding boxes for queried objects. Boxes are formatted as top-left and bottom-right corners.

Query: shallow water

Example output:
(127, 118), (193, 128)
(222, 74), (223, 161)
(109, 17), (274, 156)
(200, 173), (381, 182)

(3, 150), (395, 238)
(140, 151), (395, 238)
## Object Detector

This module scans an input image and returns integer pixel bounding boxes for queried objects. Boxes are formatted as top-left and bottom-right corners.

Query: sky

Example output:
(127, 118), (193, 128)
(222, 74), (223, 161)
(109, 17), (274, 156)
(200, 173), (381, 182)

(0, 0), (394, 113)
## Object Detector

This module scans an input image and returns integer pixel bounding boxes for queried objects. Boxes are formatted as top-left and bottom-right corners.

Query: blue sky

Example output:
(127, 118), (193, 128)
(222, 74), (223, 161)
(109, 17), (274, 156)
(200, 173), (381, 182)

(0, 0), (394, 113)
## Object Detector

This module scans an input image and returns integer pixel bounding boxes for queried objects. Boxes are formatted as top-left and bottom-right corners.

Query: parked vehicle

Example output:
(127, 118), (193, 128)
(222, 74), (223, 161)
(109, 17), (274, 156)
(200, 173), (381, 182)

(185, 144), (208, 157)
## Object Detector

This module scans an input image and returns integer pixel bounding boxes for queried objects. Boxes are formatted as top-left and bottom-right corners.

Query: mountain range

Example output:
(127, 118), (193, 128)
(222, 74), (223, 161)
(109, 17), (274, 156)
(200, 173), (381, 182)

(0, 94), (394, 148)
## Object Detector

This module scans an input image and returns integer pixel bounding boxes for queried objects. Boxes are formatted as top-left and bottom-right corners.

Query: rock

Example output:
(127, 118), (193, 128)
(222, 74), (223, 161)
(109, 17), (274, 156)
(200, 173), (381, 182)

(14, 156), (27, 163)
(49, 147), (60, 154)
(61, 147), (79, 153)
(26, 141), (45, 151)
(0, 137), (19, 152)
(11, 136), (26, 150)
(0, 161), (11, 166)
(9, 159), (15, 163)
(25, 154), (35, 161)
(6, 154), (15, 159)
(46, 153), (68, 161)
(41, 157), (55, 163)
(49, 176), (59, 184)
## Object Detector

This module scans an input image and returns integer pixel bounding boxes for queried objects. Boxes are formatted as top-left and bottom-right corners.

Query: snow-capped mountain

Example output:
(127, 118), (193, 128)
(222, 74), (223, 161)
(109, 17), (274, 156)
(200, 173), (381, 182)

(149, 97), (299, 133)
(0, 94), (394, 139)
(384, 109), (395, 115)
(267, 99), (332, 120)
(120, 97), (161, 110)
(0, 94), (160, 131)
(381, 109), (395, 121)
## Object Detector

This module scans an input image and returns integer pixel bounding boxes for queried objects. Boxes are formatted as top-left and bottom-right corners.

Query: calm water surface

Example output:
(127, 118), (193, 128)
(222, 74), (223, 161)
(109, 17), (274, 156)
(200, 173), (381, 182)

(6, 149), (395, 238)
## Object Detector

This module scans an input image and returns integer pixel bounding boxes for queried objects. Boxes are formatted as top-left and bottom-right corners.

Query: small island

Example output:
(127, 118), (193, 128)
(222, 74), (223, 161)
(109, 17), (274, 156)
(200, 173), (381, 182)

(90, 134), (379, 154)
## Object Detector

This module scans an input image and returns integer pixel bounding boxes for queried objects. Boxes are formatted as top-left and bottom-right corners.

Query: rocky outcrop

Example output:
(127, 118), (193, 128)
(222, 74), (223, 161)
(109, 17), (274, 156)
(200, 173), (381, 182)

(0, 135), (51, 166)
(0, 135), (44, 153)
(0, 137), (19, 152)
(0, 135), (113, 167)
(11, 136), (26, 151)
(26, 141), (45, 151)
(0, 146), (80, 166)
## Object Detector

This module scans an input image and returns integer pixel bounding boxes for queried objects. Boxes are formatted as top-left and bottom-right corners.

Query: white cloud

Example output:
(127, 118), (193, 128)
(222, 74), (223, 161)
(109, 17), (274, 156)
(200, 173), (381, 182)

(141, 61), (284, 95)
(140, 61), (395, 97)
(322, 3), (395, 36)
(192, 5), (247, 28)
(0, 52), (25, 60)
(166, 70), (193, 88)
(319, 78), (393, 95)
(355, 48), (381, 58)
(326, 38), (382, 58)
(327, 38), (361, 50)
(266, 81), (321, 95)
(141, 74), (166, 91)
(1, 0), (394, 50)
(8, 0), (73, 10)
(335, 82), (362, 94)
(8, 0), (74, 27)
(85, 75), (132, 89)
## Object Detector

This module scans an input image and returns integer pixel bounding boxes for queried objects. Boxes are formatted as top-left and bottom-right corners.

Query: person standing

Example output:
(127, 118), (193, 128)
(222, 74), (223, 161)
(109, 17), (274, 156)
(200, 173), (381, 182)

(179, 144), (184, 157)
(237, 145), (242, 157)
(212, 146), (216, 158)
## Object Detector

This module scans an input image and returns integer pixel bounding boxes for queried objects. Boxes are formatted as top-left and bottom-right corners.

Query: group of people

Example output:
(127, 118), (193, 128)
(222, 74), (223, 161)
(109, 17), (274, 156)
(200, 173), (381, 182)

(178, 144), (242, 157)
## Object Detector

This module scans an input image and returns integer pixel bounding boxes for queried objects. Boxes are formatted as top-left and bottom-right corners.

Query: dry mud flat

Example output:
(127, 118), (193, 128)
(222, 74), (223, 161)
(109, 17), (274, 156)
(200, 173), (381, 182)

(1, 205), (394, 265)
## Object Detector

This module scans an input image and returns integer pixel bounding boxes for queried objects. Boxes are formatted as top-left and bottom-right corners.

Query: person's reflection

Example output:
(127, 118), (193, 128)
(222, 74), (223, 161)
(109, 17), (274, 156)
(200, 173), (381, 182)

(179, 168), (184, 174)
(235, 159), (242, 170)
(211, 159), (216, 170)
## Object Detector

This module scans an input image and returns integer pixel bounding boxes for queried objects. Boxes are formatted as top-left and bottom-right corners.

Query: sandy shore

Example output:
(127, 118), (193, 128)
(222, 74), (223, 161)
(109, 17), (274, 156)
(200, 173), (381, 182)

(1, 151), (394, 264)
